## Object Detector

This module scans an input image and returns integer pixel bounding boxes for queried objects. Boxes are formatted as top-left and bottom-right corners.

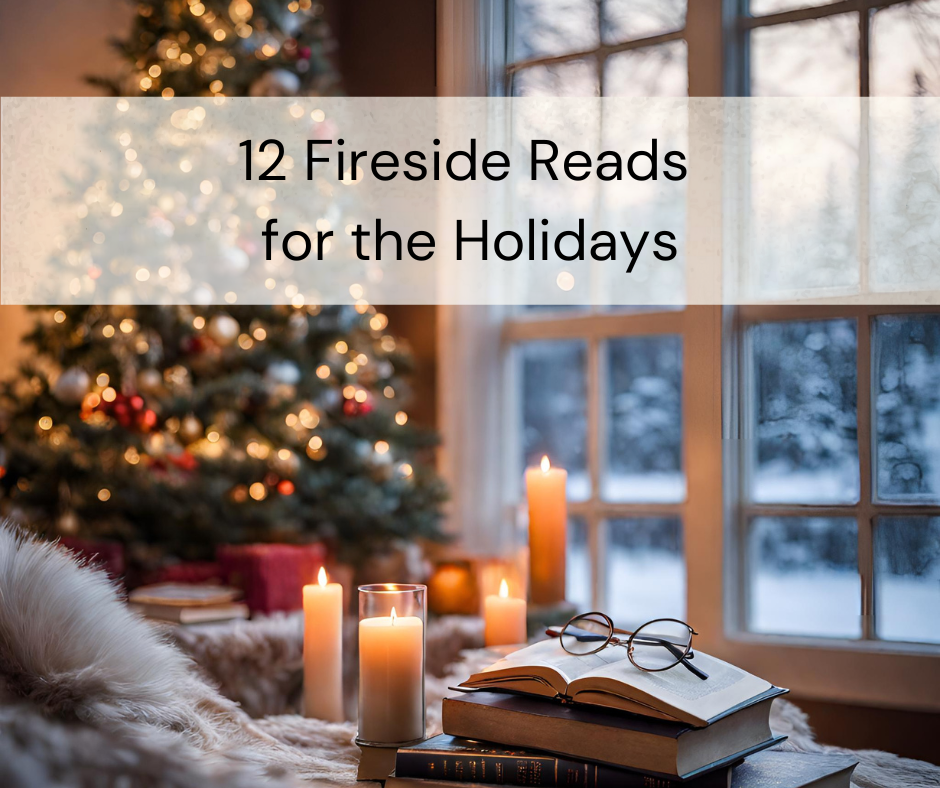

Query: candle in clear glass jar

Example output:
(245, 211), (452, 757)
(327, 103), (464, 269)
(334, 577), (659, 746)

(358, 585), (426, 745)
(526, 456), (568, 605)
(303, 567), (344, 721)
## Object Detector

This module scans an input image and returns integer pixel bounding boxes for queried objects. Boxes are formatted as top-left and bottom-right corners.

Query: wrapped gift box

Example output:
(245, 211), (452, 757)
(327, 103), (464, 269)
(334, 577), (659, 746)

(217, 543), (327, 614)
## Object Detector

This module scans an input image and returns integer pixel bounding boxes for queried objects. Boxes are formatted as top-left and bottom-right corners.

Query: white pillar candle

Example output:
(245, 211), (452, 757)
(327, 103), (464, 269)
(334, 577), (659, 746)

(526, 455), (568, 605)
(303, 567), (344, 722)
(484, 578), (527, 646)
(358, 607), (425, 743)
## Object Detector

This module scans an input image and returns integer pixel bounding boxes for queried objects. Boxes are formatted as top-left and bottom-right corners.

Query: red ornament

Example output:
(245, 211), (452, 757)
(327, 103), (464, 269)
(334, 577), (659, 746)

(343, 397), (374, 417)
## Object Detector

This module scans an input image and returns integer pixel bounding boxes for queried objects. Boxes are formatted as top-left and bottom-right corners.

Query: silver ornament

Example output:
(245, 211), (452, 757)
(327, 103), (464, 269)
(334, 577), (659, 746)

(52, 367), (91, 404)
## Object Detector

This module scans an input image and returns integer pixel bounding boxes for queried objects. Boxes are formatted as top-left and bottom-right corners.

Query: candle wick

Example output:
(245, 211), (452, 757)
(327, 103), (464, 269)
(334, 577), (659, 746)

(390, 606), (397, 624)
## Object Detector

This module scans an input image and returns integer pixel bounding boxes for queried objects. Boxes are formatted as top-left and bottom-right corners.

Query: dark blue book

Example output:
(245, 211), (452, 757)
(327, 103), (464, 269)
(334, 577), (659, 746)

(396, 734), (735, 788)
(388, 748), (857, 788)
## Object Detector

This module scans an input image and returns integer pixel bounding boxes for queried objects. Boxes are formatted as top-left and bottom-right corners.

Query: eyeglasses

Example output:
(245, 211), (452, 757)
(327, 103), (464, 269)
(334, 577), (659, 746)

(547, 612), (709, 681)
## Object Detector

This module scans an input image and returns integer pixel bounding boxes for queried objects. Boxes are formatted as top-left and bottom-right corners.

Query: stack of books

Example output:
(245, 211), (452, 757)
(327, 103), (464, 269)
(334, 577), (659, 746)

(388, 638), (858, 788)
(128, 583), (249, 624)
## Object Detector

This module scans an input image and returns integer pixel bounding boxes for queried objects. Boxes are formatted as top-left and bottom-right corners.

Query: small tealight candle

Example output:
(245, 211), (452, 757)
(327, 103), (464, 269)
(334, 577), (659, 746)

(303, 567), (344, 722)
(484, 578), (527, 646)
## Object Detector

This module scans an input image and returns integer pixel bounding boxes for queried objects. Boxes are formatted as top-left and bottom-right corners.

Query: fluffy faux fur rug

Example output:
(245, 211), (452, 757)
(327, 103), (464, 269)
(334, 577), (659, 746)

(1, 521), (938, 788)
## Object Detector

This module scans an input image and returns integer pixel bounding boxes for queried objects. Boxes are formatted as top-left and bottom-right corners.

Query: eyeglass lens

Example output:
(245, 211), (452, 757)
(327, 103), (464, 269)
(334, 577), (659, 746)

(629, 619), (692, 671)
(560, 613), (613, 655)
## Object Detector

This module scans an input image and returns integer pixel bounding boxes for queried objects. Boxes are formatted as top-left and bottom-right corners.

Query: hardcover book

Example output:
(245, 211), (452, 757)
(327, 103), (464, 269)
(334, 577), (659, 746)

(441, 691), (785, 779)
(396, 734), (734, 788)
(457, 637), (786, 727)
(387, 749), (857, 788)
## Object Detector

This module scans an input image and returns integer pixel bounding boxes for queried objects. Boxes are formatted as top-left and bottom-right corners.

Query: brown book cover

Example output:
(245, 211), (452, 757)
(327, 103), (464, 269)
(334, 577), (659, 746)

(441, 691), (785, 780)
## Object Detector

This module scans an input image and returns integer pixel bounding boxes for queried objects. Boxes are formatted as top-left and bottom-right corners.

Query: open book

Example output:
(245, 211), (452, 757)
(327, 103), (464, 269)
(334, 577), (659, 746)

(458, 638), (784, 727)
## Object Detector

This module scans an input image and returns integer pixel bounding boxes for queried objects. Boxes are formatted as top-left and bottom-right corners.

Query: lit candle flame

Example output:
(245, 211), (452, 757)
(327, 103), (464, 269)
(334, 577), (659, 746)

(317, 566), (328, 587)
(390, 606), (397, 624)
(540, 455), (551, 473)
(499, 578), (509, 598)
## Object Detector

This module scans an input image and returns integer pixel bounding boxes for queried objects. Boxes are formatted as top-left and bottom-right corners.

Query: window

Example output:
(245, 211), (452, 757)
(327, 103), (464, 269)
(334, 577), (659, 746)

(729, 307), (940, 646)
(506, 309), (695, 628)
(436, 0), (940, 707)
(508, 1), (688, 98)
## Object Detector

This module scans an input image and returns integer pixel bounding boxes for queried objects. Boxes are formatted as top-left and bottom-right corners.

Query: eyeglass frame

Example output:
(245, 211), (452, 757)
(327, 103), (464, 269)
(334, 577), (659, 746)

(547, 612), (709, 681)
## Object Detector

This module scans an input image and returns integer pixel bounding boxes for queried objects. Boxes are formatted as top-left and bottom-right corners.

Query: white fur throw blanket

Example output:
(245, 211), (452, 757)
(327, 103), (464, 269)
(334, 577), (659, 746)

(0, 523), (937, 788)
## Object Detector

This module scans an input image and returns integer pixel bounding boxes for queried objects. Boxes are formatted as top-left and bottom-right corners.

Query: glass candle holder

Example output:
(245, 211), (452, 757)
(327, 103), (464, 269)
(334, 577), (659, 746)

(357, 583), (427, 746)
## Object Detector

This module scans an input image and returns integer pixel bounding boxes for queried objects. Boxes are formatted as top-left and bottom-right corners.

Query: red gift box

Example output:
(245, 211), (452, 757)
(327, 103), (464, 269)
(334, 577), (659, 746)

(217, 543), (327, 614)
(59, 537), (125, 581)
(142, 561), (222, 587)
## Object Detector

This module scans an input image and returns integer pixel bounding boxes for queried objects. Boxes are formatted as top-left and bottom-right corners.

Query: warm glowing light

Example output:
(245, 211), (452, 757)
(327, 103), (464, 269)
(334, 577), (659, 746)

(374, 440), (389, 455)
(399, 463), (413, 478)
(102, 325), (115, 338)
(53, 310), (66, 323)
(390, 606), (398, 623)
(541, 455), (551, 473)
(98, 488), (111, 502)
(318, 566), (328, 587)
(316, 364), (331, 379)
(335, 340), (348, 353)
(120, 319), (135, 333)
(96, 373), (109, 387)
(395, 411), (408, 426)
(345, 361), (358, 375)
(102, 387), (117, 403)
(308, 436), (323, 451)
(354, 390), (368, 403)
(38, 417), (53, 431)
(499, 578), (509, 598)
(249, 482), (266, 500)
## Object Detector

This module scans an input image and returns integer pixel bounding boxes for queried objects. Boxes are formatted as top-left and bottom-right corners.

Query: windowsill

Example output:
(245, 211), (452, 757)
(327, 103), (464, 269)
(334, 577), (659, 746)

(724, 629), (940, 657)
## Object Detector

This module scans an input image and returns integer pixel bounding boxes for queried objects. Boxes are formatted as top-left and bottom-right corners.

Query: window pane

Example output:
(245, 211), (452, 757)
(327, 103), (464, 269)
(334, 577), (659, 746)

(512, 59), (600, 97)
(604, 335), (684, 503)
(874, 314), (940, 502)
(749, 0), (840, 16)
(750, 320), (859, 504)
(750, 14), (859, 96)
(747, 517), (860, 638)
(872, 0), (940, 97)
(606, 518), (685, 627)
(603, 41), (688, 97)
(513, 0), (599, 62)
(602, 0), (685, 45)
(520, 340), (590, 500)
(567, 517), (592, 610)
(875, 517), (940, 644)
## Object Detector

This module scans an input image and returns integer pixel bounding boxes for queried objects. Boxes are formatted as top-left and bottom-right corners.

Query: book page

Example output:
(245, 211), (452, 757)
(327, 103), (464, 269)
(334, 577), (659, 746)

(469, 637), (631, 688)
(572, 650), (772, 725)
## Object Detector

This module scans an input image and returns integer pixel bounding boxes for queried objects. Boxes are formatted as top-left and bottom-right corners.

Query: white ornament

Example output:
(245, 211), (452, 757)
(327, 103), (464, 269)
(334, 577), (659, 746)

(264, 360), (301, 386)
(52, 367), (90, 404)
(249, 69), (300, 97)
(207, 313), (240, 346)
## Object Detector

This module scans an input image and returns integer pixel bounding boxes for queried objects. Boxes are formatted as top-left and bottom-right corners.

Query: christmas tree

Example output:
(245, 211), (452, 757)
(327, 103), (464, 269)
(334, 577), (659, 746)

(0, 305), (447, 566)
(0, 1), (447, 569)
(89, 0), (339, 99)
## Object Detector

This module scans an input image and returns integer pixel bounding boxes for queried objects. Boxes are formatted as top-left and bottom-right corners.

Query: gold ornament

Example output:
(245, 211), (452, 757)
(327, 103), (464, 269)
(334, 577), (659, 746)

(179, 414), (203, 444)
